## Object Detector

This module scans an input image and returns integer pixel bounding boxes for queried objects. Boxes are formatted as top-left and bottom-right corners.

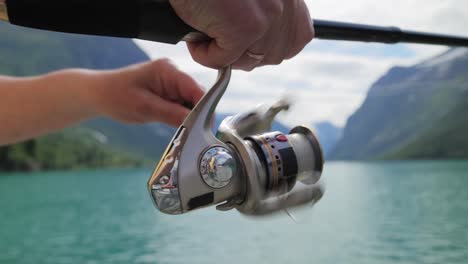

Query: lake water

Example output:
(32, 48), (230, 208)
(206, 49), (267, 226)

(1, 161), (467, 264)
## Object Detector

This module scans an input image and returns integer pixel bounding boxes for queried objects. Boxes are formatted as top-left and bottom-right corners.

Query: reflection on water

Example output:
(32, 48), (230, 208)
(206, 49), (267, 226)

(1, 162), (468, 264)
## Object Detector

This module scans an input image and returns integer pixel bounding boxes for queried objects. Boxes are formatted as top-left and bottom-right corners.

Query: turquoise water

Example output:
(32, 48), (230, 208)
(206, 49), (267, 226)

(1, 161), (468, 264)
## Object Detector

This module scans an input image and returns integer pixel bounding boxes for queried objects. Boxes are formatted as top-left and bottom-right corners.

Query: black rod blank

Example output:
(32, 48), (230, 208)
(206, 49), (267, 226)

(4, 0), (468, 47)
(314, 19), (468, 47)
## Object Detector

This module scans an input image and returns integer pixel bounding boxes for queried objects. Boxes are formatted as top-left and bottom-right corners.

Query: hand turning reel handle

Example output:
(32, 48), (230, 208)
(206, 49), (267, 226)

(147, 66), (325, 216)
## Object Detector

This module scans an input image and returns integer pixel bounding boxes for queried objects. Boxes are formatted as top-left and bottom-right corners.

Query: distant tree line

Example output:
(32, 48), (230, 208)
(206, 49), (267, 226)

(0, 129), (144, 172)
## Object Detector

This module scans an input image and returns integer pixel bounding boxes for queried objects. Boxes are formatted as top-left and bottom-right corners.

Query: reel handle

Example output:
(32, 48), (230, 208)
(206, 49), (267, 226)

(255, 183), (324, 215)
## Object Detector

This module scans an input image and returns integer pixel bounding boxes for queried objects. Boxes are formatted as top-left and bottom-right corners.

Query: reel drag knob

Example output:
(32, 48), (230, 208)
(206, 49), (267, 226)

(200, 147), (237, 189)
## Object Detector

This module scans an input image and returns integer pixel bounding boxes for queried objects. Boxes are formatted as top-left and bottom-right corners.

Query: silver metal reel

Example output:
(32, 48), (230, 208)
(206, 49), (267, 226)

(148, 66), (324, 216)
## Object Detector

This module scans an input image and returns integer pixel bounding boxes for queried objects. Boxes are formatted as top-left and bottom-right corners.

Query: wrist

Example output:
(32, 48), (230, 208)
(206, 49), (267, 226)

(41, 69), (105, 121)
(77, 69), (116, 120)
(82, 66), (139, 121)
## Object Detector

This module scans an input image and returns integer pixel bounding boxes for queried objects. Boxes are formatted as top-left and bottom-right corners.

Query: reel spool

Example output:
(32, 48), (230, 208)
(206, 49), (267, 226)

(147, 67), (324, 216)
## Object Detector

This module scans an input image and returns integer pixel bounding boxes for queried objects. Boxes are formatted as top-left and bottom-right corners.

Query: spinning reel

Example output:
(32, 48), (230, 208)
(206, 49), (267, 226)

(147, 67), (324, 216)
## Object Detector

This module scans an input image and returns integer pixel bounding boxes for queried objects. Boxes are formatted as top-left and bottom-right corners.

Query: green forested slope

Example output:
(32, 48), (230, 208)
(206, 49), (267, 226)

(385, 83), (468, 159)
(0, 129), (144, 171)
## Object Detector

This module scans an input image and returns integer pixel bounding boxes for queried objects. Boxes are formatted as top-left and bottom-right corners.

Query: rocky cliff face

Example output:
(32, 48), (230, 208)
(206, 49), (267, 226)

(330, 48), (468, 160)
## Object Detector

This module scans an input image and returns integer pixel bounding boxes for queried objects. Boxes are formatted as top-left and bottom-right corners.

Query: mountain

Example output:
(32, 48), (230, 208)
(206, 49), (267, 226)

(330, 48), (468, 160)
(0, 22), (176, 171)
(0, 22), (149, 75)
(79, 119), (175, 161)
(313, 121), (342, 158)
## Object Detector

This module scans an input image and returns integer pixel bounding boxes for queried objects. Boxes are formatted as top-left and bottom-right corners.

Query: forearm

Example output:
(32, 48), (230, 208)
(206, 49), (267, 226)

(0, 70), (101, 145)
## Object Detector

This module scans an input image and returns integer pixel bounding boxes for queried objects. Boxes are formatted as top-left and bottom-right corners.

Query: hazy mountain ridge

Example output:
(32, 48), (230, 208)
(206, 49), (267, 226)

(313, 121), (342, 158)
(331, 48), (468, 160)
(80, 119), (176, 161)
(0, 22), (169, 171)
(0, 22), (149, 75)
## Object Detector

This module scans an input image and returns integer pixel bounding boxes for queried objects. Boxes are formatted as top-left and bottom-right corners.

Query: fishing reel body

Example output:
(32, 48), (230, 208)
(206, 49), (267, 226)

(148, 67), (324, 216)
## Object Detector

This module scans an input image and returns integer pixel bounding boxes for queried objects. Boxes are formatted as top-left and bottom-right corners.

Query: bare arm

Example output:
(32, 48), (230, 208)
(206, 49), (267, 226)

(0, 59), (204, 146)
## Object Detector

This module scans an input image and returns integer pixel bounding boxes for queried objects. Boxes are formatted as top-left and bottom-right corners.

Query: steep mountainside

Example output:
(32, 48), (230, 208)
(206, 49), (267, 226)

(330, 48), (468, 160)
(313, 122), (342, 158)
(0, 22), (175, 170)
(0, 22), (149, 75)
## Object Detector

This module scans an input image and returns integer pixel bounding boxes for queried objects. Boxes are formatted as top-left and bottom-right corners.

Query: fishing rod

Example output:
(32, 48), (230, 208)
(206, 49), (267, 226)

(2, 0), (468, 216)
(1, 0), (468, 47)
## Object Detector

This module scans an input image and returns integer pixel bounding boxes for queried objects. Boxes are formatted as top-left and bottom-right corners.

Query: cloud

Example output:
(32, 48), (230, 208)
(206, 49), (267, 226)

(135, 0), (468, 128)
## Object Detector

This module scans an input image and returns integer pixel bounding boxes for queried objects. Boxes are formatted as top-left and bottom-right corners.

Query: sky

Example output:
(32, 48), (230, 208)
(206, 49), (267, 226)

(135, 0), (468, 128)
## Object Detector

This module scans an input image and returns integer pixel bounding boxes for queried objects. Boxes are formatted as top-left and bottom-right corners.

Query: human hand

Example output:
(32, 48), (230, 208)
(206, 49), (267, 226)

(169, 0), (314, 71)
(0, 59), (203, 145)
(90, 59), (204, 127)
